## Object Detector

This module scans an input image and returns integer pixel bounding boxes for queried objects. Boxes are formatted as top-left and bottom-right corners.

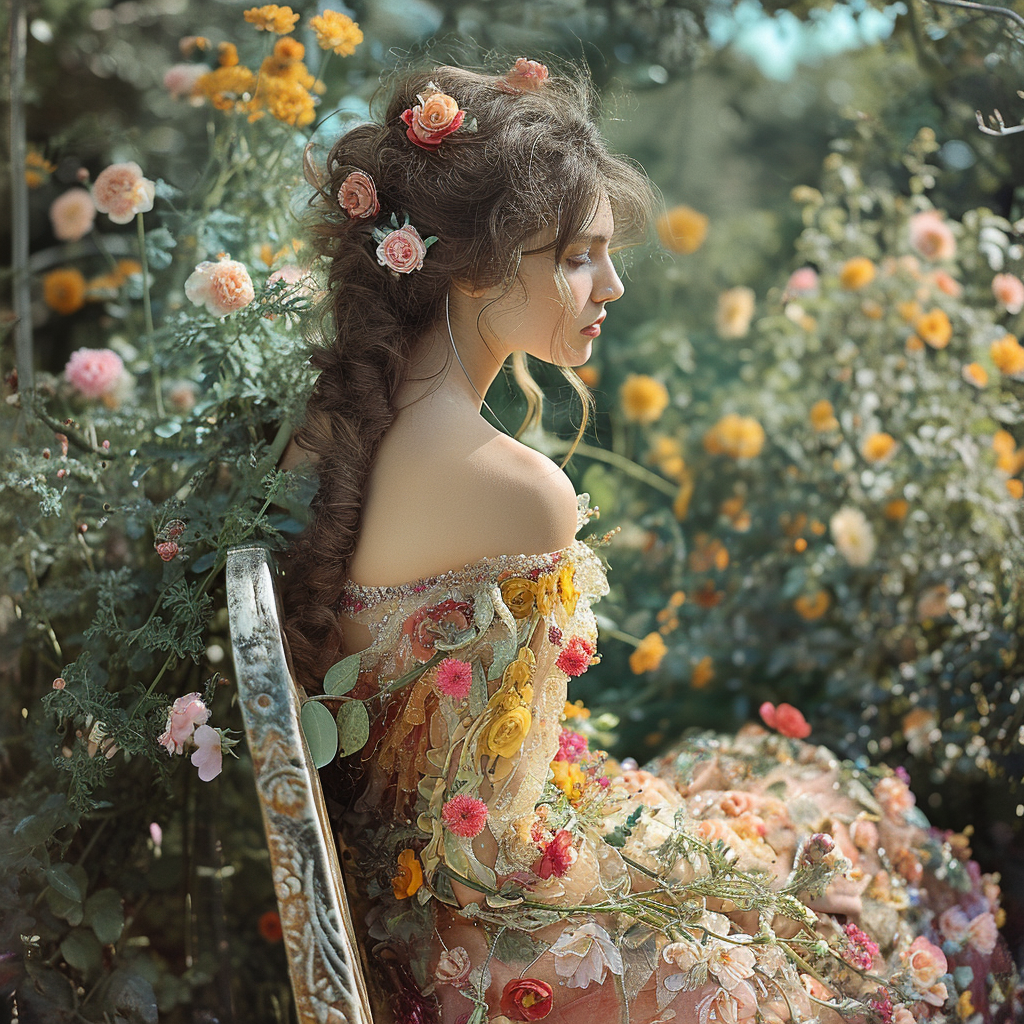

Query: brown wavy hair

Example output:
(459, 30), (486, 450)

(282, 62), (656, 691)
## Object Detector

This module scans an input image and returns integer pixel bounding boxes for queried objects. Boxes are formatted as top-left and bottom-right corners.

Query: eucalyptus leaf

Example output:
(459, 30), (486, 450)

(45, 864), (83, 903)
(336, 700), (370, 758)
(60, 928), (103, 976)
(300, 699), (338, 768)
(84, 888), (125, 945)
(324, 654), (361, 696)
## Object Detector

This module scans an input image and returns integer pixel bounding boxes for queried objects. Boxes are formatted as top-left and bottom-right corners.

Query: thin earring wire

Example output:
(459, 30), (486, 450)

(446, 289), (513, 436)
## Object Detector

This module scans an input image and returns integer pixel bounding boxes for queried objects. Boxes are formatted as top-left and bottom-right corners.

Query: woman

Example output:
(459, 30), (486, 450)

(282, 62), (1019, 1024)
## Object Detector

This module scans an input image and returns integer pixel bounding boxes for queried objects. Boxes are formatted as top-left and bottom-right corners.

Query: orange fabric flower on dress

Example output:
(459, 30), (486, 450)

(391, 848), (423, 899)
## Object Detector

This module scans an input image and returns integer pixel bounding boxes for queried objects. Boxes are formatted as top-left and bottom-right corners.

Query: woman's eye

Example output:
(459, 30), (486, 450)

(566, 251), (592, 267)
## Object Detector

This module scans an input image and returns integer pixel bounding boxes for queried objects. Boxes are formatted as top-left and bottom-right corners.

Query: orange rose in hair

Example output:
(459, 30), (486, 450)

(401, 90), (466, 150)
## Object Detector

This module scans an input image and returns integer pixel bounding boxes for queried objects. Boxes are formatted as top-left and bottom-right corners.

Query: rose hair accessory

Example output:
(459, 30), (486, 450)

(496, 57), (549, 94)
(373, 213), (437, 276)
(400, 85), (471, 150)
(338, 170), (379, 219)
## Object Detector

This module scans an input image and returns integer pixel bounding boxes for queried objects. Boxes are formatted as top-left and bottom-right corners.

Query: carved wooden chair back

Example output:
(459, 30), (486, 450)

(226, 544), (377, 1024)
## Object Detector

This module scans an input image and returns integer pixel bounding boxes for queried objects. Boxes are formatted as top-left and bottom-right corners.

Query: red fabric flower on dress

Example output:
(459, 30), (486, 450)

(435, 657), (473, 700)
(759, 701), (811, 739)
(403, 599), (473, 661)
(499, 977), (554, 1021)
(556, 636), (595, 677)
(400, 89), (465, 150)
(533, 829), (576, 880)
(441, 794), (489, 837)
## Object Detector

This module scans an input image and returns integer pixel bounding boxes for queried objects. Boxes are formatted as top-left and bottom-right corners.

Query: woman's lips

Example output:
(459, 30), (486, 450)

(580, 315), (605, 338)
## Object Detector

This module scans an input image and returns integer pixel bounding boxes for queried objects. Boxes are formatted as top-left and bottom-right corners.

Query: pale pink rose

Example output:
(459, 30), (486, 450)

(661, 940), (701, 971)
(893, 1007), (917, 1024)
(49, 188), (96, 242)
(874, 775), (916, 819)
(498, 57), (550, 93)
(902, 936), (947, 991)
(163, 63), (206, 101)
(933, 270), (962, 297)
(185, 257), (255, 317)
(967, 910), (998, 955)
(434, 946), (472, 987)
(337, 170), (379, 219)
(190, 724), (223, 781)
(909, 210), (956, 261)
(158, 692), (210, 755)
(697, 980), (758, 1024)
(938, 906), (970, 945)
(784, 266), (819, 297)
(64, 347), (125, 400)
(376, 225), (428, 274)
(992, 273), (1024, 315)
(719, 791), (757, 817)
(92, 161), (156, 224)
(167, 381), (197, 413)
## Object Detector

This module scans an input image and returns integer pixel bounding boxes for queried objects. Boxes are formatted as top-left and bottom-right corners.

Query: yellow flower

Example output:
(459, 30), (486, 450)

(704, 414), (765, 459)
(962, 362), (988, 388)
(884, 498), (909, 521)
(273, 36), (304, 60)
(309, 10), (364, 56)
(391, 848), (423, 900)
(672, 472), (694, 521)
(656, 205), (708, 254)
(629, 632), (667, 674)
(195, 65), (258, 113)
(557, 565), (579, 617)
(958, 990), (975, 1021)
(484, 706), (532, 759)
(897, 299), (922, 323)
(691, 656), (714, 690)
(563, 700), (590, 720)
(43, 268), (87, 315)
(1008, 479), (1024, 499)
(915, 308), (952, 349)
(550, 759), (586, 800)
(535, 572), (559, 617)
(218, 41), (239, 67)
(991, 333), (1024, 376)
(518, 682), (534, 705)
(620, 374), (669, 425)
(794, 590), (830, 621)
(502, 648), (536, 689)
(861, 432), (897, 463)
(500, 577), (537, 619)
(715, 286), (756, 339)
(809, 399), (839, 432)
(244, 4), (299, 33)
(992, 429), (1016, 456)
(25, 148), (56, 188)
(839, 257), (876, 290)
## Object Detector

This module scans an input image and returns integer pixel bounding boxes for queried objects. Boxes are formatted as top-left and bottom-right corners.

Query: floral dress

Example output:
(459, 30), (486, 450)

(333, 495), (1020, 1024)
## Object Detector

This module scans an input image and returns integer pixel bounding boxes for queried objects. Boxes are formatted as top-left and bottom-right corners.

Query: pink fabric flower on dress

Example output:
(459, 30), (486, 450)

(434, 946), (472, 988)
(337, 170), (379, 219)
(497, 58), (550, 93)
(158, 692), (210, 755)
(435, 658), (473, 700)
(556, 729), (587, 763)
(64, 347), (125, 400)
(376, 224), (429, 275)
(842, 922), (880, 970)
(190, 724), (223, 781)
(992, 273), (1024, 314)
(555, 636), (595, 677)
(49, 188), (96, 241)
(758, 701), (811, 739)
(966, 910), (998, 955)
(534, 829), (577, 879)
(185, 256), (255, 317)
(402, 599), (472, 662)
(908, 210), (956, 261)
(401, 90), (466, 150)
(92, 161), (156, 224)
(441, 794), (489, 837)
(901, 936), (947, 1001)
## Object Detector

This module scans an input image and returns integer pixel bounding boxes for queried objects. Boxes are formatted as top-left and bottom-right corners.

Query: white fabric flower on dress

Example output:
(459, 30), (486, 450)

(548, 921), (623, 989)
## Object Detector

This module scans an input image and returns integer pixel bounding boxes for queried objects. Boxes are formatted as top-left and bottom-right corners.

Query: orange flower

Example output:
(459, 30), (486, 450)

(839, 257), (876, 290)
(309, 10), (364, 56)
(861, 432), (898, 464)
(809, 399), (839, 432)
(915, 309), (952, 349)
(218, 41), (239, 67)
(43, 268), (87, 315)
(884, 498), (909, 521)
(704, 414), (765, 459)
(905, 334), (925, 353)
(258, 909), (283, 942)
(1008, 479), (1024, 499)
(273, 36), (304, 60)
(629, 632), (667, 674)
(620, 374), (669, 424)
(794, 591), (830, 621)
(657, 205), (708, 254)
(991, 334), (1024, 376)
(577, 365), (599, 388)
(992, 429), (1016, 455)
(933, 270), (962, 297)
(962, 362), (988, 388)
(244, 4), (299, 33)
(691, 656), (714, 690)
(392, 848), (423, 899)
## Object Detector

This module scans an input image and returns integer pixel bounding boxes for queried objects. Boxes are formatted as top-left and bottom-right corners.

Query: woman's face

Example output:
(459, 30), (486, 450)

(481, 195), (624, 367)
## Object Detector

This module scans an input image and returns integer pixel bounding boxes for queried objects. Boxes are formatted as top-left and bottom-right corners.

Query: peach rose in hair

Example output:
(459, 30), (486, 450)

(376, 224), (428, 274)
(401, 89), (466, 150)
(338, 170), (379, 219)
(498, 57), (550, 93)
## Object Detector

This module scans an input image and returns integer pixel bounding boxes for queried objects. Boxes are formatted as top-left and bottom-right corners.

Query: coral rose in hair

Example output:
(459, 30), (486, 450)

(759, 701), (811, 739)
(498, 57), (550, 94)
(401, 88), (466, 150)
(185, 256), (255, 317)
(92, 161), (155, 224)
(373, 215), (437, 275)
(49, 188), (96, 242)
(338, 170), (379, 219)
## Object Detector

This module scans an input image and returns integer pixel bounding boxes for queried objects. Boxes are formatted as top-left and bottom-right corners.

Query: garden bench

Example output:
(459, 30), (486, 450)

(226, 545), (383, 1024)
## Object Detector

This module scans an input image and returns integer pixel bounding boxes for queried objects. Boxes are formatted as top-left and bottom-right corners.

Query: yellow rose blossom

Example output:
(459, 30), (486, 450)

(991, 333), (1024, 376)
(809, 399), (839, 432)
(500, 689), (524, 711)
(957, 990), (975, 1021)
(535, 572), (559, 617)
(502, 648), (536, 689)
(218, 41), (239, 67)
(391, 848), (423, 900)
(483, 705), (532, 759)
(704, 414), (765, 459)
(518, 682), (534, 705)
(550, 759), (586, 801)
(794, 591), (831, 621)
(691, 656), (714, 690)
(43, 268), (87, 315)
(656, 204), (708, 254)
(243, 4), (299, 33)
(884, 498), (909, 521)
(557, 565), (578, 617)
(629, 632), (668, 674)
(861, 432), (898, 463)
(620, 374), (670, 425)
(309, 10), (364, 56)
(962, 362), (988, 388)
(839, 257), (876, 290)
(915, 308), (952, 349)
(500, 577), (536, 619)
(1008, 479), (1024, 499)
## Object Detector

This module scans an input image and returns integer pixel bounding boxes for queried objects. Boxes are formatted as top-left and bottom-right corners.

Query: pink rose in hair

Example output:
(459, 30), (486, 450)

(49, 188), (96, 242)
(64, 347), (125, 400)
(908, 210), (956, 261)
(185, 256), (255, 317)
(190, 724), (223, 781)
(992, 272), (1024, 314)
(338, 170), (379, 219)
(376, 224), (428, 274)
(401, 90), (465, 150)
(92, 161), (155, 224)
(498, 57), (550, 93)
(158, 692), (210, 755)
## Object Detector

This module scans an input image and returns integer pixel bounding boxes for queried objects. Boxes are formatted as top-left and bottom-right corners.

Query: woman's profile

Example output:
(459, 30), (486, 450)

(281, 61), (1019, 1024)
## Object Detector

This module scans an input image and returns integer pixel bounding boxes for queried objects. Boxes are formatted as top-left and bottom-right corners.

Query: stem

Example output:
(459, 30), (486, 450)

(545, 438), (678, 498)
(924, 0), (1024, 33)
(90, 225), (118, 272)
(601, 626), (643, 648)
(137, 212), (165, 419)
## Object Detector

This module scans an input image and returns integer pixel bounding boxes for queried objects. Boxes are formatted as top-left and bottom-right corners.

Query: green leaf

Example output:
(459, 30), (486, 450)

(104, 968), (158, 1024)
(153, 420), (182, 438)
(84, 888), (124, 945)
(45, 864), (83, 903)
(44, 886), (84, 926)
(300, 699), (338, 768)
(60, 928), (103, 976)
(336, 700), (370, 758)
(323, 654), (361, 696)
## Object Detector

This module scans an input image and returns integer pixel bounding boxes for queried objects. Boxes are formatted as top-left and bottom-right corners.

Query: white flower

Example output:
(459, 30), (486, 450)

(830, 506), (877, 567)
(548, 921), (623, 989)
(708, 943), (756, 991)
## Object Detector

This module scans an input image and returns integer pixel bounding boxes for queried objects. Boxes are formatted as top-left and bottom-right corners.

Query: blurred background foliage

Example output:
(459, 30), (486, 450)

(4, 0), (1024, 1020)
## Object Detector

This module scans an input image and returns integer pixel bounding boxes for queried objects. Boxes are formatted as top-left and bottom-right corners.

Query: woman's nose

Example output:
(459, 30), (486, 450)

(596, 257), (624, 303)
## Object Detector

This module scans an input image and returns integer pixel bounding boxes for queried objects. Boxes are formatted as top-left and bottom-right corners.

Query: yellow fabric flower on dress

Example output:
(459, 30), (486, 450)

(629, 632), (667, 674)
(557, 565), (579, 618)
(43, 268), (87, 315)
(500, 577), (537, 619)
(991, 334), (1024, 376)
(809, 399), (839, 432)
(915, 309), (952, 349)
(862, 432), (898, 464)
(244, 5), (299, 33)
(309, 10), (364, 56)
(550, 759), (586, 801)
(535, 572), (559, 617)
(656, 205), (708, 254)
(502, 648), (536, 689)
(839, 257), (876, 290)
(484, 706), (532, 759)
(392, 848), (423, 900)
(620, 374), (670, 424)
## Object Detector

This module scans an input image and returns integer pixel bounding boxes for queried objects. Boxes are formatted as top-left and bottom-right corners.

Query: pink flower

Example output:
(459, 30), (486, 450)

(158, 692), (210, 755)
(376, 224), (429, 274)
(933, 270), (962, 297)
(892, 1007), (916, 1024)
(190, 724), (223, 781)
(967, 910), (998, 955)
(758, 701), (811, 739)
(49, 188), (96, 242)
(938, 906), (970, 945)
(784, 266), (819, 297)
(901, 936), (947, 991)
(435, 657), (473, 700)
(799, 831), (839, 868)
(842, 922), (880, 970)
(400, 90), (465, 150)
(869, 989), (895, 1024)
(155, 541), (180, 562)
(696, 980), (758, 1023)
(185, 256), (255, 317)
(849, 817), (879, 852)
(52, 677), (66, 690)
(556, 636), (595, 677)
(719, 790), (757, 817)
(498, 57), (550, 93)
(92, 161), (155, 224)
(149, 822), (163, 848)
(337, 170), (379, 219)
(163, 63), (206, 102)
(441, 793), (489, 837)
(874, 775), (916, 819)
(909, 210), (956, 261)
(64, 347), (125, 400)
(434, 946), (472, 987)
(556, 729), (588, 763)
(534, 829), (577, 879)
(992, 273), (1024, 314)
